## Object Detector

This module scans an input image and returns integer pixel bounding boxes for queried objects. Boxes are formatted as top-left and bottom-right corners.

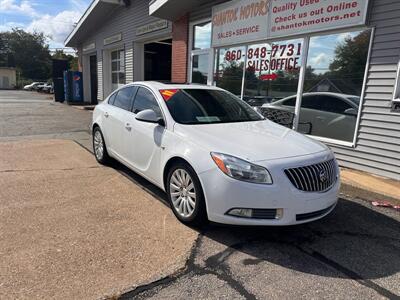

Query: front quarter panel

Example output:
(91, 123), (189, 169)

(159, 128), (216, 191)
(92, 104), (104, 130)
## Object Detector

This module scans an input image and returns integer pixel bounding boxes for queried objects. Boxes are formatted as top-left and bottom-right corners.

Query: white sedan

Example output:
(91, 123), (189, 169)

(92, 82), (339, 226)
(263, 92), (360, 142)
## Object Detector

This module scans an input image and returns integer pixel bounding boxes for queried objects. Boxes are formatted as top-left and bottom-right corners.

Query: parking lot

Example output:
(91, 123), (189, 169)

(0, 91), (399, 299)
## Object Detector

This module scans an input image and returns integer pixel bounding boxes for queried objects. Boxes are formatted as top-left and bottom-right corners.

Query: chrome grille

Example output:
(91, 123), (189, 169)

(285, 159), (337, 192)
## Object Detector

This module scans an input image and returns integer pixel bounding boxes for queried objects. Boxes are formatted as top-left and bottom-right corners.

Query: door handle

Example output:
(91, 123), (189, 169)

(125, 123), (132, 131)
(104, 112), (109, 118)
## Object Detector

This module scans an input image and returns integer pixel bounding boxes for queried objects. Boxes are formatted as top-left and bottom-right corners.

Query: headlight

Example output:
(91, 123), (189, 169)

(210, 152), (273, 184)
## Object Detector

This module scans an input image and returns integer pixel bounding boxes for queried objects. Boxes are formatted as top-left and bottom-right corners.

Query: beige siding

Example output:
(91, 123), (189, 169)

(125, 46), (134, 83)
(97, 49), (103, 100)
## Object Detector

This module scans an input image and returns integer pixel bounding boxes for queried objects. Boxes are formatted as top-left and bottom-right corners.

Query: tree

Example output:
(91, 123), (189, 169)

(0, 29), (52, 80)
(52, 49), (79, 71)
(216, 61), (244, 95)
(328, 30), (370, 90)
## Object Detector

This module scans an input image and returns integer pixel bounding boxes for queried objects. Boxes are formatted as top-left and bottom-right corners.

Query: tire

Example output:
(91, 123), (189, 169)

(166, 162), (208, 227)
(92, 127), (110, 164)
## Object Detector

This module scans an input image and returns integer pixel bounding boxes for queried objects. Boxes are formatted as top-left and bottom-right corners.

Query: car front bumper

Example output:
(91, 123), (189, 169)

(198, 151), (340, 226)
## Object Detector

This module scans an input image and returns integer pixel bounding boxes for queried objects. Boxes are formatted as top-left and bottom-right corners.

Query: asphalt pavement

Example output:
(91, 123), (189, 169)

(0, 90), (92, 150)
(0, 90), (399, 299)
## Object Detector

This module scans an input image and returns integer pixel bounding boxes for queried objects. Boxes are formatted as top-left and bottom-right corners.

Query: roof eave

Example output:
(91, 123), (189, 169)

(65, 0), (121, 48)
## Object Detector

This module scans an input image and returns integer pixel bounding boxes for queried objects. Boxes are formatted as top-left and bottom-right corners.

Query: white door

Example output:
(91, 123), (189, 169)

(123, 87), (165, 180)
(105, 86), (135, 158)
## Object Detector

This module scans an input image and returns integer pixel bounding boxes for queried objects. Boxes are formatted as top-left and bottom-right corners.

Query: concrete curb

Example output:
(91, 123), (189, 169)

(340, 182), (400, 206)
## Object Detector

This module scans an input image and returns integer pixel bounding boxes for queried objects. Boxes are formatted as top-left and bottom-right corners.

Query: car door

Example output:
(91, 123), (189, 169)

(123, 86), (165, 181)
(298, 95), (321, 135)
(104, 86), (135, 159)
(311, 95), (356, 141)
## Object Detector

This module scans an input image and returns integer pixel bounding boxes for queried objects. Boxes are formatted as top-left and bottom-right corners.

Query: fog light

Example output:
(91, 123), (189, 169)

(275, 208), (283, 220)
(228, 208), (253, 218)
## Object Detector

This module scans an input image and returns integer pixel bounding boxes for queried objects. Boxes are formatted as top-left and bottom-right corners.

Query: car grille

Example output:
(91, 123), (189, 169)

(285, 159), (337, 192)
(296, 204), (336, 221)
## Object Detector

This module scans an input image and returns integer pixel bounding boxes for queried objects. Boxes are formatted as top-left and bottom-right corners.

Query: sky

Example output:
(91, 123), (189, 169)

(0, 0), (92, 53)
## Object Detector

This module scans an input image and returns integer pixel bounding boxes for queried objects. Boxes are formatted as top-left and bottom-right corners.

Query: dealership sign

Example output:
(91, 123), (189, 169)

(212, 0), (369, 47)
(212, 0), (270, 47)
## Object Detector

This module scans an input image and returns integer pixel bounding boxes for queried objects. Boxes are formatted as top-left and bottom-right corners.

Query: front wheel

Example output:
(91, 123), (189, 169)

(92, 127), (110, 164)
(167, 163), (207, 226)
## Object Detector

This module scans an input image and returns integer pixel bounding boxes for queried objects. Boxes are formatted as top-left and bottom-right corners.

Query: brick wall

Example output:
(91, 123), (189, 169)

(171, 14), (189, 83)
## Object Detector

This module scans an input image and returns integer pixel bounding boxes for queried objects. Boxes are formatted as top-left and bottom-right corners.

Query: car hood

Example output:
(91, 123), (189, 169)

(174, 120), (328, 162)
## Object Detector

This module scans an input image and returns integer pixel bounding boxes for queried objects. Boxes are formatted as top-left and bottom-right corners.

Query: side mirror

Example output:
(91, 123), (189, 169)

(135, 109), (165, 126)
(344, 108), (357, 116)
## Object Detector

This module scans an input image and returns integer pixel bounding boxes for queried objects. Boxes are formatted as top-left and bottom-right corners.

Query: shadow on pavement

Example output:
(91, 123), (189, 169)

(205, 199), (400, 279)
(109, 158), (400, 297)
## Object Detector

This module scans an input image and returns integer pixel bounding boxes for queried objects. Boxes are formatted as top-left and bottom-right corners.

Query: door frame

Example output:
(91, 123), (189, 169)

(89, 54), (98, 104)
(133, 34), (172, 82)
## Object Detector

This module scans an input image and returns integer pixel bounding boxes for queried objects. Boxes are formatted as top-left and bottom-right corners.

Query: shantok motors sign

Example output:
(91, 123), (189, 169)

(212, 0), (271, 47)
(212, 0), (369, 47)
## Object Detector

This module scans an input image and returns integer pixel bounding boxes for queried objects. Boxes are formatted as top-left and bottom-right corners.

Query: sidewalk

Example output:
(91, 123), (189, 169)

(0, 139), (197, 299)
(340, 168), (400, 206)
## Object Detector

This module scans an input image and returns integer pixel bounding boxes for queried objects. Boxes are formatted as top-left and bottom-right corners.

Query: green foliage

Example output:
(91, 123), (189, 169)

(215, 61), (243, 95)
(329, 30), (370, 78)
(0, 29), (52, 80)
(52, 49), (79, 71)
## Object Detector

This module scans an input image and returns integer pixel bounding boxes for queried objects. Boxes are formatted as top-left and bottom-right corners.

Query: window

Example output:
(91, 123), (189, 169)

(394, 61), (400, 101)
(112, 86), (134, 111)
(111, 49), (125, 91)
(163, 89), (263, 125)
(215, 46), (246, 96)
(192, 53), (209, 84)
(133, 87), (162, 118)
(244, 39), (303, 105)
(193, 22), (211, 50)
(190, 21), (212, 84)
(281, 97), (296, 107)
(108, 92), (117, 105)
(299, 29), (372, 142)
(215, 38), (303, 103)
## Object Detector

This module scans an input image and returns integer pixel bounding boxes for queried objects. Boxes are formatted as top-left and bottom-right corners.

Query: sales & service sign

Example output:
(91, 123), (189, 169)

(212, 0), (271, 47)
(212, 0), (369, 47)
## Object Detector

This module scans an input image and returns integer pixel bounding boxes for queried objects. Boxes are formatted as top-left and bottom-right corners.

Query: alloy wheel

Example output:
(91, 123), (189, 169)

(93, 130), (104, 161)
(169, 169), (197, 218)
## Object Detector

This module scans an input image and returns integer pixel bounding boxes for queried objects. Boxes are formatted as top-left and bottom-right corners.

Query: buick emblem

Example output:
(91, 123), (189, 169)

(319, 169), (327, 183)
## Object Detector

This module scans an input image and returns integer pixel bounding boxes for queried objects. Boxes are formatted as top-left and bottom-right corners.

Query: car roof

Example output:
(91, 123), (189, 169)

(129, 81), (221, 91)
(280, 92), (359, 100)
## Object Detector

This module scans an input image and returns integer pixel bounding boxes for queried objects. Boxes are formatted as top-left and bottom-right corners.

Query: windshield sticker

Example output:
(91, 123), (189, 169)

(196, 116), (221, 122)
(160, 89), (179, 101)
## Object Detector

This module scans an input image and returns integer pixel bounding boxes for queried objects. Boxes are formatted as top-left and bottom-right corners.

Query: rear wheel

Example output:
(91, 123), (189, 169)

(93, 127), (110, 164)
(167, 162), (207, 226)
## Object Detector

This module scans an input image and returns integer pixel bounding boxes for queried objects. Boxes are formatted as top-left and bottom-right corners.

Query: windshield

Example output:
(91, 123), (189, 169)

(162, 89), (264, 125)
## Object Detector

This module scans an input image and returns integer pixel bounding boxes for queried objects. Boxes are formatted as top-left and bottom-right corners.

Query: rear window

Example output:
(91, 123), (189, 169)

(160, 89), (263, 125)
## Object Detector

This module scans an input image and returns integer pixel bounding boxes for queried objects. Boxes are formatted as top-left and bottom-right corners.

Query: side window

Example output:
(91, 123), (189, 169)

(108, 92), (117, 105)
(301, 95), (321, 110)
(113, 87), (135, 111)
(132, 87), (162, 118)
(319, 96), (352, 114)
